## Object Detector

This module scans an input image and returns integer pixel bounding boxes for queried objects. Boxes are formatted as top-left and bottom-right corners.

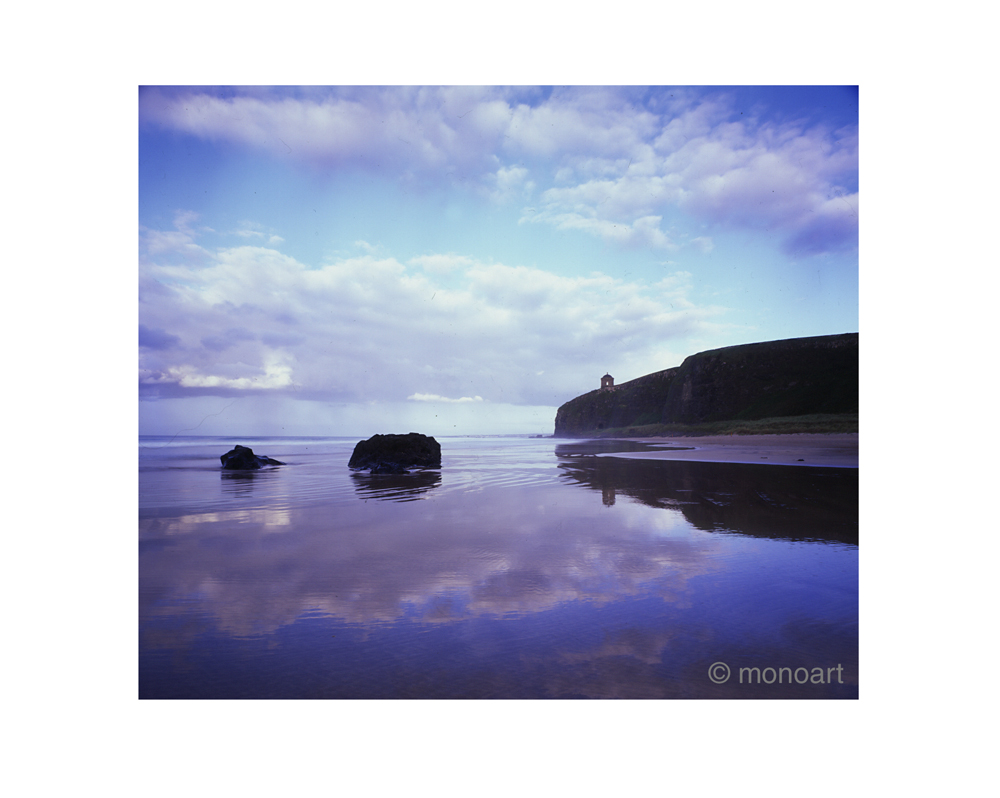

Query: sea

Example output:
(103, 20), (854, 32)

(139, 434), (858, 699)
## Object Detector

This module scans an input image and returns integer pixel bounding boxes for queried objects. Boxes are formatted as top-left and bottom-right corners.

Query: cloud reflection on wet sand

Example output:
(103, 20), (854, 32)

(139, 440), (857, 698)
(140, 481), (722, 641)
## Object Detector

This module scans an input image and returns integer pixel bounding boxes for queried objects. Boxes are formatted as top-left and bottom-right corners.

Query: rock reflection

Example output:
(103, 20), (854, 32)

(220, 468), (282, 499)
(558, 455), (858, 545)
(350, 469), (442, 502)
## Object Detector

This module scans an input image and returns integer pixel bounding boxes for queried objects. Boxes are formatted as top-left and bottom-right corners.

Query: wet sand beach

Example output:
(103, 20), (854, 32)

(140, 435), (858, 698)
(596, 433), (858, 469)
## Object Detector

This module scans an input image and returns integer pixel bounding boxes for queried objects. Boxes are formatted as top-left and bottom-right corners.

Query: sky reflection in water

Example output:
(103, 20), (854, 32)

(139, 437), (858, 698)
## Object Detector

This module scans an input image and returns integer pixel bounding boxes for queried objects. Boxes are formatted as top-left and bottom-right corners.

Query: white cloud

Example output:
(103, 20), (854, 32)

(487, 164), (534, 203)
(157, 351), (294, 391)
(139, 218), (724, 407)
(520, 210), (676, 249)
(173, 210), (200, 233)
(690, 236), (714, 253)
(140, 227), (203, 257)
(232, 221), (285, 246)
(140, 87), (857, 255)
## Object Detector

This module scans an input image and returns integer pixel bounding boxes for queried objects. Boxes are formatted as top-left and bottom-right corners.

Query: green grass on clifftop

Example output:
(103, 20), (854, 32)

(555, 413), (858, 438)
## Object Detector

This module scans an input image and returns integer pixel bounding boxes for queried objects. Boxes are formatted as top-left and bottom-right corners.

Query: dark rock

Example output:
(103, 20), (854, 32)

(220, 444), (285, 470)
(348, 432), (441, 474)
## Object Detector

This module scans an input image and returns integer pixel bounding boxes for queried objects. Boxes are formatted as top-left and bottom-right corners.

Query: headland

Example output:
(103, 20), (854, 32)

(554, 333), (858, 439)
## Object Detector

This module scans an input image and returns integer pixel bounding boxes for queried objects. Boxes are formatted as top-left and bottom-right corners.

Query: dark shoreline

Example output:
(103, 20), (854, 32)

(558, 433), (859, 469)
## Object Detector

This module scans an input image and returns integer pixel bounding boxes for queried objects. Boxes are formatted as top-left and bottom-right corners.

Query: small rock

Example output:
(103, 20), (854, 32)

(220, 444), (286, 470)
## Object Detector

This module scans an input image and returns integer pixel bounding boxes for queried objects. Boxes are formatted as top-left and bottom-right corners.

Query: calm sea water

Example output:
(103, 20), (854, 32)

(139, 435), (858, 699)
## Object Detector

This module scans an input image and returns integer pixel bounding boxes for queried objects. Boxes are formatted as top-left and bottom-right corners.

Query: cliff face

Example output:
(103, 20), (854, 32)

(553, 333), (858, 436)
(662, 333), (858, 424)
(554, 368), (678, 436)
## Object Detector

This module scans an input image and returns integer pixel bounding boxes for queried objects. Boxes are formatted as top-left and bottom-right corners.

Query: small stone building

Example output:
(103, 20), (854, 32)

(601, 373), (614, 390)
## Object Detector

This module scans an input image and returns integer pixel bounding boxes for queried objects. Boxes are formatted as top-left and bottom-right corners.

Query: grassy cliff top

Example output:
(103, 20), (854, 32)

(557, 413), (858, 438)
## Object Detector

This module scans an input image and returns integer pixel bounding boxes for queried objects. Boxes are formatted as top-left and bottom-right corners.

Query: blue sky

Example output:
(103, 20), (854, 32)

(139, 86), (858, 436)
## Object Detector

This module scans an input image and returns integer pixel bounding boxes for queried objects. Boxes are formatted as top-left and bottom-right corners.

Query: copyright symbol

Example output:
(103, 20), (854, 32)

(708, 662), (730, 684)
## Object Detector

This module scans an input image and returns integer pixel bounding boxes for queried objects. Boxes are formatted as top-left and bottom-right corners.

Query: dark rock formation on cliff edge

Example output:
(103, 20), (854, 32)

(220, 445), (286, 470)
(554, 333), (858, 436)
(348, 432), (442, 474)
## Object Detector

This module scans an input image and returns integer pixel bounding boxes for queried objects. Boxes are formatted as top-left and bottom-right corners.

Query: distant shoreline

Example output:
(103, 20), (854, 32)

(589, 432), (859, 469)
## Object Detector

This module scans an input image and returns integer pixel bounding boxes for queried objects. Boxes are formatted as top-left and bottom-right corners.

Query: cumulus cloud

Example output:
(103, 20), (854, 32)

(521, 209), (676, 249)
(140, 87), (857, 255)
(164, 358), (294, 390)
(139, 209), (213, 267)
(140, 226), (206, 260)
(487, 164), (535, 203)
(231, 221), (284, 247)
(783, 191), (858, 255)
(139, 85), (508, 176)
(138, 216), (722, 406)
(690, 236), (714, 254)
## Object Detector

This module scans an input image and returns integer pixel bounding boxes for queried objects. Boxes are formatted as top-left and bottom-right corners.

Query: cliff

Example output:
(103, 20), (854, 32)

(554, 368), (678, 434)
(553, 333), (858, 436)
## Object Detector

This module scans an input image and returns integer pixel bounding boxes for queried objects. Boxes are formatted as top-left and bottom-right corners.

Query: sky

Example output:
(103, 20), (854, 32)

(138, 85), (858, 437)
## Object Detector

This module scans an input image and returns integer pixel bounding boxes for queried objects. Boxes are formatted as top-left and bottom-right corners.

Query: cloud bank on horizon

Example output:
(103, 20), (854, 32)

(139, 86), (858, 436)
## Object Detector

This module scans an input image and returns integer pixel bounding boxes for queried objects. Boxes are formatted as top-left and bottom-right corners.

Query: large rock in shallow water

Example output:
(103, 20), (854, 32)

(220, 444), (285, 470)
(348, 433), (441, 474)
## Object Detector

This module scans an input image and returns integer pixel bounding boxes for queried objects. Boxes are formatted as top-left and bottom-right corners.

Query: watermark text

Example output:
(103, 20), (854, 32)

(708, 662), (844, 685)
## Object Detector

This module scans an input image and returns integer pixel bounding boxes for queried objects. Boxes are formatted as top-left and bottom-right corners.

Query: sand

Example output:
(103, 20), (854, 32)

(597, 433), (858, 468)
